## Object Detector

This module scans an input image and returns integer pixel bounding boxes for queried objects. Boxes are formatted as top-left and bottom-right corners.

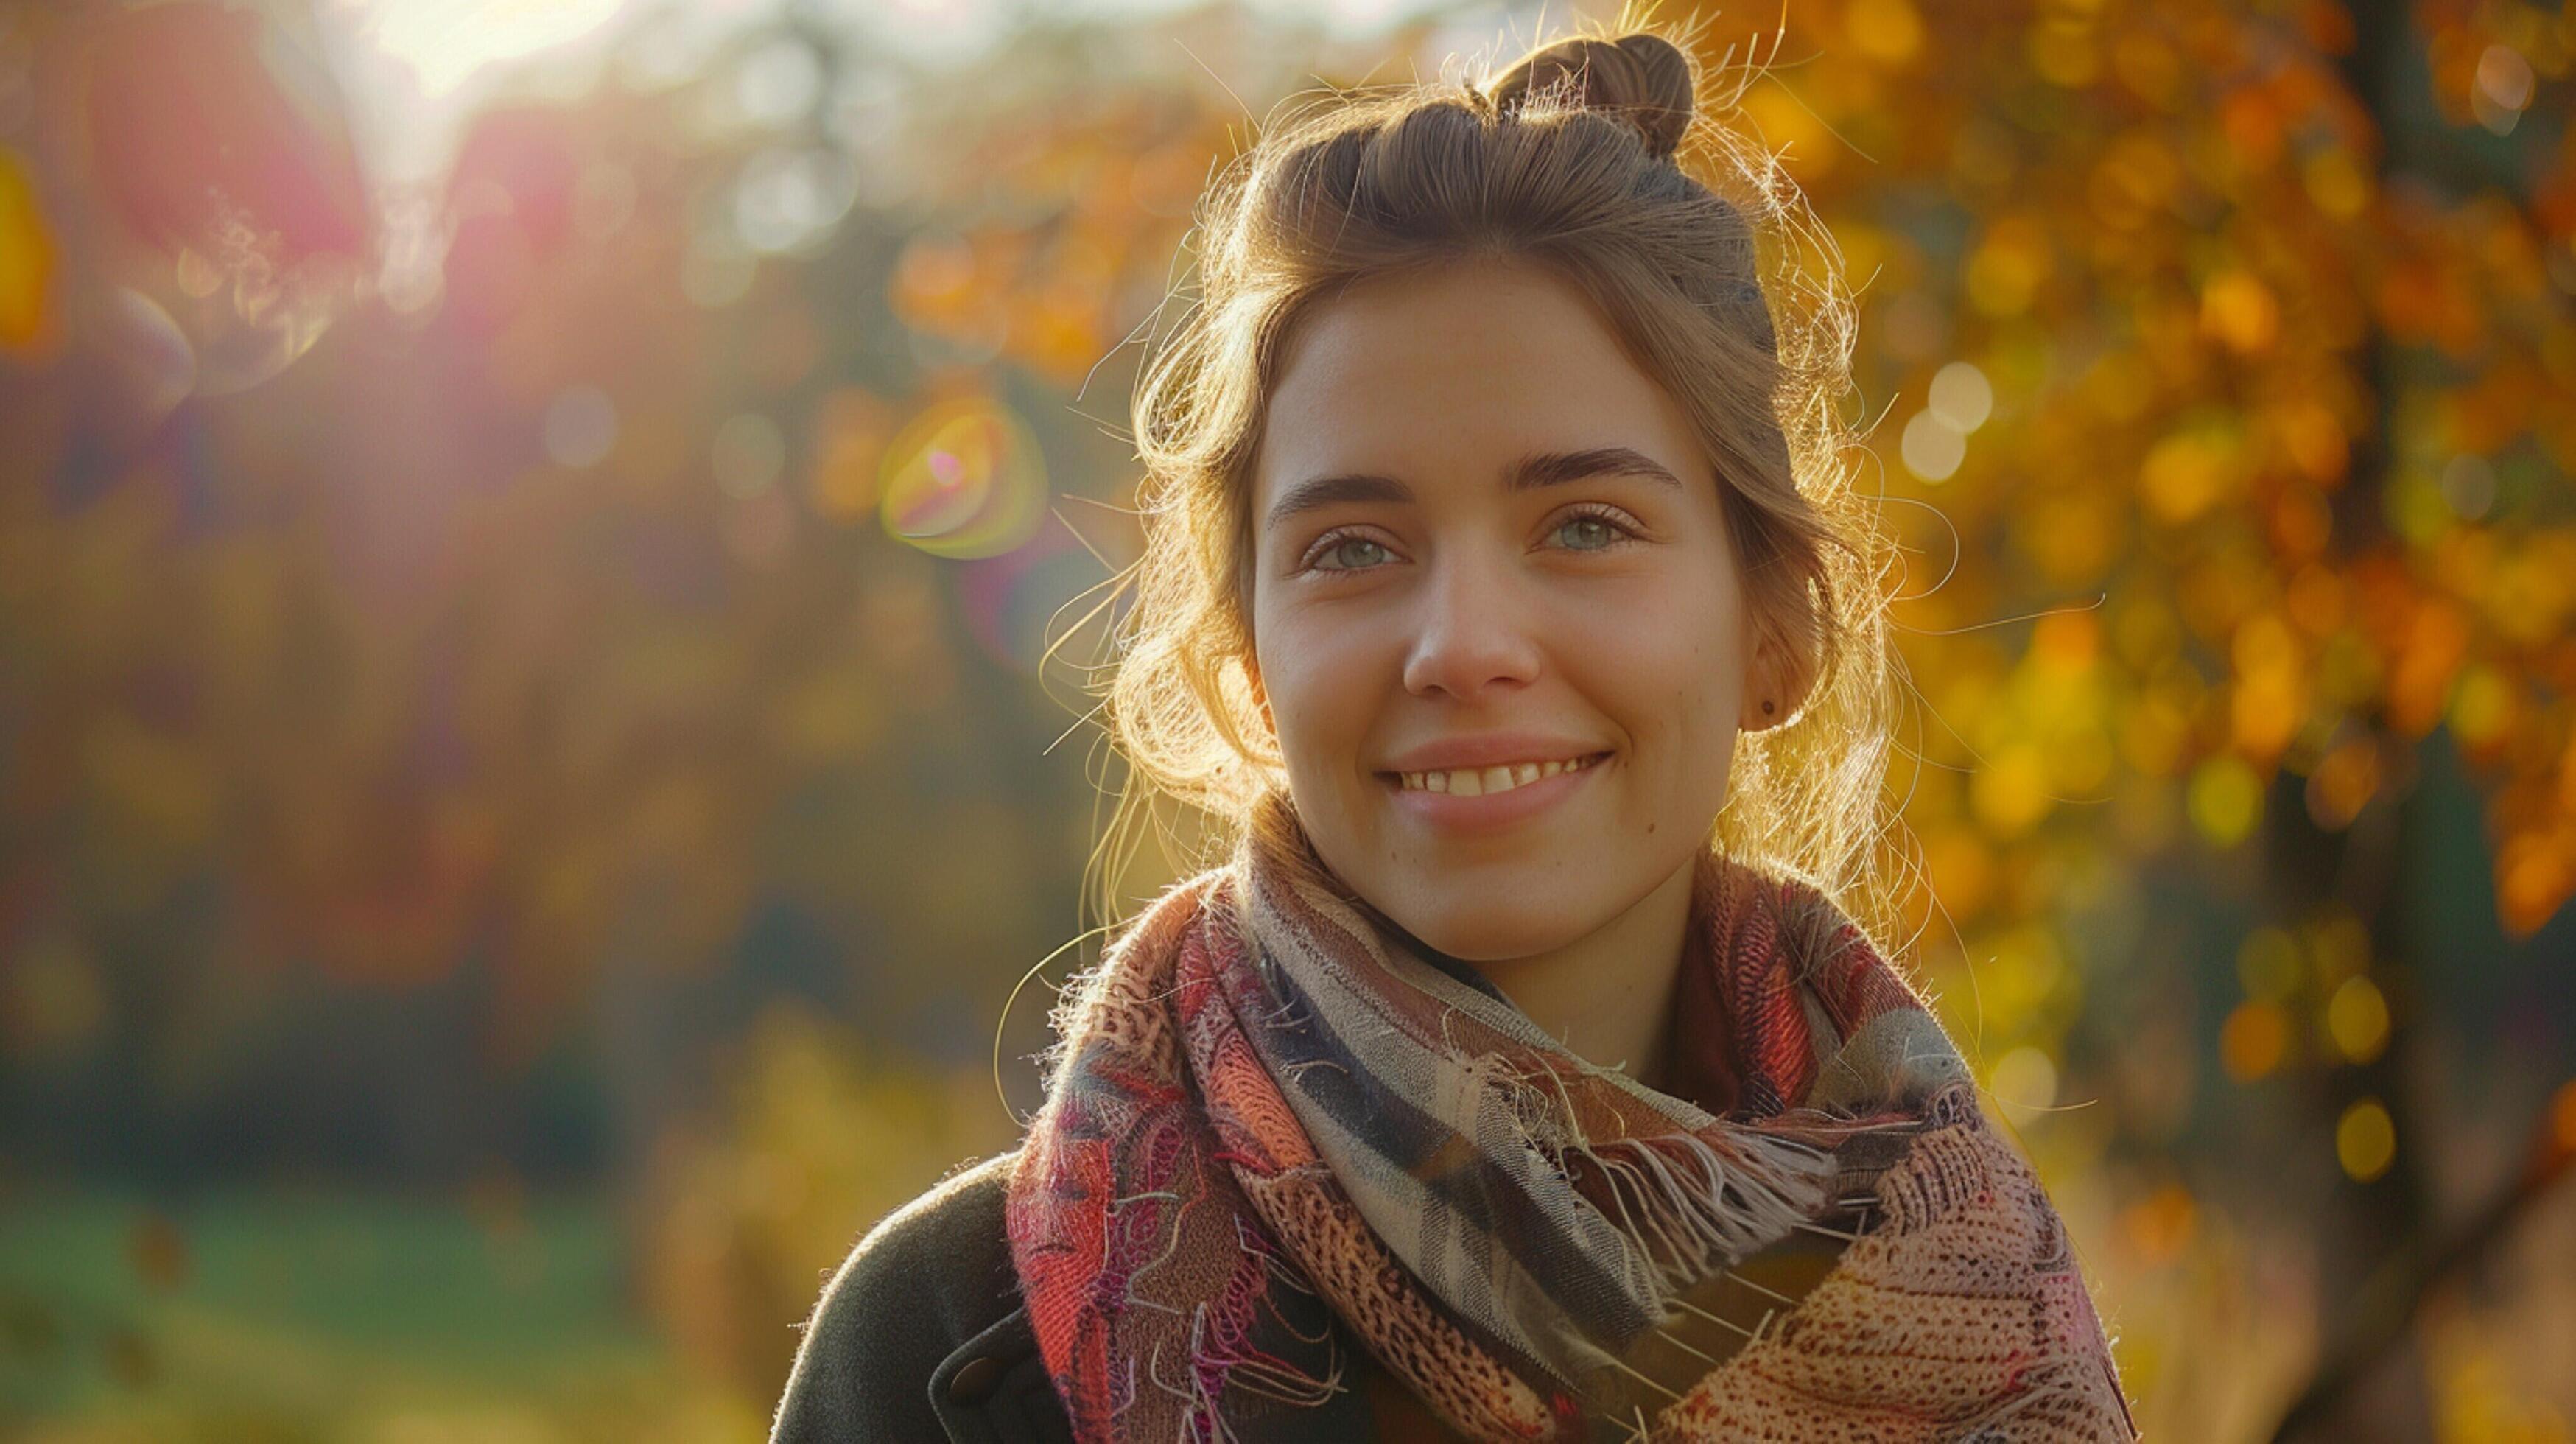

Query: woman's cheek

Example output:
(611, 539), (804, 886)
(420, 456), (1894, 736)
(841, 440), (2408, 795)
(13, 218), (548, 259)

(1265, 623), (1372, 769)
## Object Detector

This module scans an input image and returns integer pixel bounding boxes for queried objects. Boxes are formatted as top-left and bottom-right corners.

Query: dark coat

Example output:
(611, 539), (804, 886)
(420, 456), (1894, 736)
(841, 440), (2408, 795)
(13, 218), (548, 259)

(768, 1149), (1407, 1443)
(768, 1150), (1073, 1443)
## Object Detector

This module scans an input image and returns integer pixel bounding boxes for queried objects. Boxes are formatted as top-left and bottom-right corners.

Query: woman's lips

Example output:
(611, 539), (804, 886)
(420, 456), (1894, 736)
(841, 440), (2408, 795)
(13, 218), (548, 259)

(1379, 751), (1611, 833)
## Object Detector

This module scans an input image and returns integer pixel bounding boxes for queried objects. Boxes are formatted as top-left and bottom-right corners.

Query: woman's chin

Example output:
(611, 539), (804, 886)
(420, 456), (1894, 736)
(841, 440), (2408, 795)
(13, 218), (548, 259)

(1382, 886), (1603, 965)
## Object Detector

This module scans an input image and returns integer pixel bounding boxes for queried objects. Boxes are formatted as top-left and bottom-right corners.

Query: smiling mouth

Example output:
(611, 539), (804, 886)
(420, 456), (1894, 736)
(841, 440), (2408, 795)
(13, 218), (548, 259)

(1382, 751), (1611, 797)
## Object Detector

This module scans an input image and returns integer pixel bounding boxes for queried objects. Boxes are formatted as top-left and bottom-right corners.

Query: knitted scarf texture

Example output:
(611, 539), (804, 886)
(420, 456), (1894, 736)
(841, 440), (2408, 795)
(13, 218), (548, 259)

(1006, 791), (2138, 1441)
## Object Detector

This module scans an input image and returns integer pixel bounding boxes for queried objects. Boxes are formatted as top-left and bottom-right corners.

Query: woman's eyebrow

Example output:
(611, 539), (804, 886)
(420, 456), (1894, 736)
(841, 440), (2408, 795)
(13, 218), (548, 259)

(1263, 447), (1682, 532)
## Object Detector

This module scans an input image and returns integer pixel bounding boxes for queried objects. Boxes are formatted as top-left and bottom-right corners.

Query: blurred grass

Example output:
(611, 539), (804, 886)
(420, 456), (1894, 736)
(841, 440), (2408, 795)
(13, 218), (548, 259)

(0, 1188), (759, 1443)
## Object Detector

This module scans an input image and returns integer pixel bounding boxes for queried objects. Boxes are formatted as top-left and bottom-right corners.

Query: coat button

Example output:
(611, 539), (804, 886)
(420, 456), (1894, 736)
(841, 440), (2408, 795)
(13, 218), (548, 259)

(948, 1355), (1006, 1404)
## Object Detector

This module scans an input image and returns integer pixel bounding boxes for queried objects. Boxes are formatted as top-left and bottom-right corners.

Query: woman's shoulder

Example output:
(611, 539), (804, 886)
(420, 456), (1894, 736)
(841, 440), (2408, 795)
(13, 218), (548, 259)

(815, 1146), (1022, 1311)
(771, 1146), (1070, 1443)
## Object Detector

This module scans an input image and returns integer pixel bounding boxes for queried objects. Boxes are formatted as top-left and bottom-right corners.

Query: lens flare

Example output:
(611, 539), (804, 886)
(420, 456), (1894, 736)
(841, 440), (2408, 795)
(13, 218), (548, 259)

(877, 397), (1045, 559)
(79, 3), (368, 395)
(91, 288), (198, 429)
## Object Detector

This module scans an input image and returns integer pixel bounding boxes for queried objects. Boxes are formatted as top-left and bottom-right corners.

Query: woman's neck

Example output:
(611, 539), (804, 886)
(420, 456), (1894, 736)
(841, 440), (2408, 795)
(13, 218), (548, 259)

(1436, 857), (1699, 1092)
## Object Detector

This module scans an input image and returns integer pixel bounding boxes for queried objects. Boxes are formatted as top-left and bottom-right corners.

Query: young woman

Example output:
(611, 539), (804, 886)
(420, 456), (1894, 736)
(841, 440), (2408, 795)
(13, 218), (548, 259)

(773, 21), (2137, 1444)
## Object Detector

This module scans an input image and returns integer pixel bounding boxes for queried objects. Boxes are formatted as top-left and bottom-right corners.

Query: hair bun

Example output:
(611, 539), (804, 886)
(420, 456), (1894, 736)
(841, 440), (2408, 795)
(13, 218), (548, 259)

(1483, 31), (1696, 161)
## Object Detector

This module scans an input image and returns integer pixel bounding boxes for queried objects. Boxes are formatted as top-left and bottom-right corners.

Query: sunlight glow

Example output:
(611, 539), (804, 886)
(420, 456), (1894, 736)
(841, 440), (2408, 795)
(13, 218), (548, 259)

(363, 0), (633, 97)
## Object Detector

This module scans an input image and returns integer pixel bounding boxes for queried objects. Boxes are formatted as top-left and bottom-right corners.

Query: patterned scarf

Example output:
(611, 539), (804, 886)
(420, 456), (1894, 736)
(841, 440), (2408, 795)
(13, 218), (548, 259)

(1006, 791), (2137, 1441)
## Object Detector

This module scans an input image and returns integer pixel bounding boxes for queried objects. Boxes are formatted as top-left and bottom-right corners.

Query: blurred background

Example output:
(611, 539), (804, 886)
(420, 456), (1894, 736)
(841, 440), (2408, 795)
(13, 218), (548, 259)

(0, 0), (2570, 1439)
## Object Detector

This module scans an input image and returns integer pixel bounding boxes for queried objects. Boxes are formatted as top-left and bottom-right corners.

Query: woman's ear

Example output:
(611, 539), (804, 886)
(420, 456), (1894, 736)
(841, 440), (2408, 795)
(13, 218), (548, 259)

(1739, 612), (1817, 733)
(1738, 644), (1783, 733)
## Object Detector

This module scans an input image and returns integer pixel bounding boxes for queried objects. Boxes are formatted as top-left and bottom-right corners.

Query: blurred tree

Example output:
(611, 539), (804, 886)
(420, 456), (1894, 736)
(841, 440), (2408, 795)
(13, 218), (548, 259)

(0, 0), (2567, 1436)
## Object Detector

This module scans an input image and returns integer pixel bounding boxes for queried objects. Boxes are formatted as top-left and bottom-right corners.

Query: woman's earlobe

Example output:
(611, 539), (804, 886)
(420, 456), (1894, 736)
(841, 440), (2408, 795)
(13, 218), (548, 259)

(1742, 644), (1807, 732)
(1738, 644), (1772, 730)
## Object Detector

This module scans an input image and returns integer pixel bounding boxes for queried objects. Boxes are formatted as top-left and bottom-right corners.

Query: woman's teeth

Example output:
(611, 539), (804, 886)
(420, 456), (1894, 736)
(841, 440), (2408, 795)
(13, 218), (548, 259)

(1396, 753), (1602, 796)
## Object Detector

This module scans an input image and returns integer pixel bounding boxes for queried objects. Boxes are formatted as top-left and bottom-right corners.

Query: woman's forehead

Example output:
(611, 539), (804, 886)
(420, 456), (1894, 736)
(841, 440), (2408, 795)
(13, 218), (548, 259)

(1254, 261), (1702, 507)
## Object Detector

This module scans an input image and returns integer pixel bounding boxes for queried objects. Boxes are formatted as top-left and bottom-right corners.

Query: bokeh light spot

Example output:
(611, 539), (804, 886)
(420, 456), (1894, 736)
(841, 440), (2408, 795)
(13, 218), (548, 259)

(2326, 975), (2390, 1065)
(543, 385), (617, 469)
(1901, 409), (1965, 482)
(736, 38), (823, 127)
(807, 388), (891, 522)
(2473, 46), (2535, 135)
(2221, 1000), (2289, 1082)
(2305, 735), (2382, 830)
(2448, 665), (2517, 749)
(1965, 218), (2049, 315)
(1845, 0), (1924, 66)
(1970, 745), (2054, 837)
(0, 147), (57, 354)
(2199, 270), (2280, 354)
(2140, 427), (2241, 524)
(1928, 361), (1993, 432)
(2119, 1183), (2197, 1267)
(2188, 754), (2263, 847)
(2336, 1097), (2396, 1182)
(734, 147), (857, 256)
(2438, 455), (2496, 520)
(2300, 148), (2370, 220)
(1988, 1045), (2059, 1115)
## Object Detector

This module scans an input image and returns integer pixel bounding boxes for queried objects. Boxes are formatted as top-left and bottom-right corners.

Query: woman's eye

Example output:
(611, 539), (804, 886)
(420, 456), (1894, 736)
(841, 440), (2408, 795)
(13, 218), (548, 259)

(1554, 512), (1632, 551)
(1303, 513), (1633, 573)
(1557, 517), (1613, 550)
(1312, 536), (1391, 572)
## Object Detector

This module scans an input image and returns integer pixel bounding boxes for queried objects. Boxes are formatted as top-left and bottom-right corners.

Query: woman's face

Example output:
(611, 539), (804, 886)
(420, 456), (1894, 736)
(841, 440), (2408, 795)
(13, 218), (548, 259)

(1246, 259), (1769, 963)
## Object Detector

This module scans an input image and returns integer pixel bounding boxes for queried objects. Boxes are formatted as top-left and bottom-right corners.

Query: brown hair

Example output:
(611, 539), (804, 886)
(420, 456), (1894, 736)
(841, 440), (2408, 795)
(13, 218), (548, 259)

(1073, 15), (1903, 952)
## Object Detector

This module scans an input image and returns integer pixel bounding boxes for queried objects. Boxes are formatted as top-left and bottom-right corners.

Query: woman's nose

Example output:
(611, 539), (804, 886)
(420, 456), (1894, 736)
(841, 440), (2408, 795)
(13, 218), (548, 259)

(1399, 552), (1543, 702)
